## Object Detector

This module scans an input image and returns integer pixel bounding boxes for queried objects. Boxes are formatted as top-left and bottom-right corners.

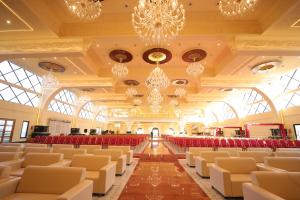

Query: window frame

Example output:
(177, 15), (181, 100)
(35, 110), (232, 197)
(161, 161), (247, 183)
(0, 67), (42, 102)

(20, 120), (29, 138)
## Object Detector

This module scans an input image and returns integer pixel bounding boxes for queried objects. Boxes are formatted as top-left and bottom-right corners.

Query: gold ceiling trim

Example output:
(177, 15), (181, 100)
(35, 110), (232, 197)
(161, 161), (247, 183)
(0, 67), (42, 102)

(291, 18), (300, 28)
(64, 57), (88, 75)
(0, 0), (34, 32)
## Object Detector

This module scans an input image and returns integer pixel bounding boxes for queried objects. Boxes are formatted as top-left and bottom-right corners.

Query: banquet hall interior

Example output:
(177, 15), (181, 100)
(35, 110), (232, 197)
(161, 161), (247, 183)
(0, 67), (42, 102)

(0, 0), (300, 199)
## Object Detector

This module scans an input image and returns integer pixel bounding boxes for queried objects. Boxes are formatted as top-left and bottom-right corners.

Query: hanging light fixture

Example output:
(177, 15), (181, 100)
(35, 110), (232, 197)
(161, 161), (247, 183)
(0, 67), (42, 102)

(145, 64), (170, 90)
(41, 71), (60, 91)
(133, 98), (142, 106)
(150, 104), (162, 113)
(132, 0), (185, 45)
(126, 87), (138, 98)
(218, 0), (258, 16)
(109, 50), (132, 79)
(147, 89), (163, 105)
(186, 62), (205, 77)
(64, 0), (103, 21)
(169, 99), (179, 107)
(174, 87), (186, 98)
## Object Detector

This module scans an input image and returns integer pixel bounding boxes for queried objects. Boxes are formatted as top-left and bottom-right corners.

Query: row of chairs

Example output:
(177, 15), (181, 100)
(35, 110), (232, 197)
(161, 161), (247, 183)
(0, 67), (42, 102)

(165, 136), (300, 149)
(32, 135), (148, 147)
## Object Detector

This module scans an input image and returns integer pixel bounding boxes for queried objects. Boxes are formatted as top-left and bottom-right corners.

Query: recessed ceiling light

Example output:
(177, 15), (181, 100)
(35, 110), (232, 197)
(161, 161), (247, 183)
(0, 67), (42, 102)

(22, 57), (26, 60)
(53, 57), (57, 60)
(96, 44), (100, 47)
(108, 62), (111, 65)
(217, 42), (221, 46)
(251, 61), (281, 74)
(6, 20), (11, 24)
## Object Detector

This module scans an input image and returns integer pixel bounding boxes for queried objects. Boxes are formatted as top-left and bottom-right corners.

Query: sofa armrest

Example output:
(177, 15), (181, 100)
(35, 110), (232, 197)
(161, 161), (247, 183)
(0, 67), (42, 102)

(99, 162), (116, 189)
(209, 164), (231, 195)
(243, 183), (284, 200)
(1, 159), (23, 171)
(119, 155), (127, 163)
(0, 177), (20, 198)
(256, 164), (286, 172)
(57, 180), (93, 200)
(49, 160), (72, 167)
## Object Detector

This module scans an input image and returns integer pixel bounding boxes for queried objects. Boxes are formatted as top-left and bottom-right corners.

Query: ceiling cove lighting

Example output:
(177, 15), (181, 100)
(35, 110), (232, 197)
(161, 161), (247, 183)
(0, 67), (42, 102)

(132, 0), (185, 45)
(64, 0), (103, 21)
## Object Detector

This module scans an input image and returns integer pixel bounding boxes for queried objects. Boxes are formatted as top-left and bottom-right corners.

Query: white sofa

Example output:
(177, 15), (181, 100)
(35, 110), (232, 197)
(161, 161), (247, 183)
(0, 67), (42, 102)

(69, 155), (116, 194)
(94, 149), (126, 175)
(243, 171), (300, 200)
(264, 157), (300, 172)
(247, 148), (273, 152)
(276, 148), (300, 152)
(209, 157), (274, 197)
(23, 147), (52, 155)
(0, 146), (22, 153)
(195, 151), (230, 177)
(79, 145), (101, 154)
(0, 152), (22, 164)
(0, 166), (93, 200)
(0, 165), (12, 184)
(109, 146), (133, 165)
(5, 153), (64, 176)
(238, 151), (272, 163)
(217, 147), (243, 157)
(52, 144), (74, 153)
(274, 151), (300, 157)
(55, 148), (87, 160)
(186, 147), (214, 167)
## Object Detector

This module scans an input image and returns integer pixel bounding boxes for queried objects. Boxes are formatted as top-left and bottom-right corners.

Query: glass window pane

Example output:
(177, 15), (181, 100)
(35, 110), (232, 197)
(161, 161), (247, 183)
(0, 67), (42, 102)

(20, 121), (29, 138)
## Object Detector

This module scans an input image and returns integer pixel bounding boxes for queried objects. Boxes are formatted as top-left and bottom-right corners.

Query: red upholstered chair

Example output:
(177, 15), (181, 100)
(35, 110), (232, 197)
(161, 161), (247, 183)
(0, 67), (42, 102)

(295, 140), (300, 148)
(242, 139), (250, 148)
(213, 138), (220, 148)
(265, 139), (273, 148)
(257, 139), (266, 147)
(124, 137), (131, 146)
(286, 140), (296, 148)
(228, 139), (235, 147)
(272, 139), (281, 148)
(206, 138), (213, 147)
(235, 139), (243, 148)
(220, 138), (228, 147)
(199, 138), (206, 147)
(279, 139), (287, 148)
(249, 139), (257, 147)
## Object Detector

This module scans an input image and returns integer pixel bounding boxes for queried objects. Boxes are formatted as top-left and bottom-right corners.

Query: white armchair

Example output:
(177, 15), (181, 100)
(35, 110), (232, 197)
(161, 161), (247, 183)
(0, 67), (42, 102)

(69, 154), (116, 194)
(209, 157), (275, 197)
(243, 171), (300, 200)
(109, 145), (133, 165)
(0, 166), (93, 200)
(185, 147), (214, 167)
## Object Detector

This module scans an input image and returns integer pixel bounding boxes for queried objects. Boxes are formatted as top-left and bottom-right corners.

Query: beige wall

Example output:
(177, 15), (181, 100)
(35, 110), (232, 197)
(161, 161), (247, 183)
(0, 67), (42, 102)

(0, 101), (38, 142)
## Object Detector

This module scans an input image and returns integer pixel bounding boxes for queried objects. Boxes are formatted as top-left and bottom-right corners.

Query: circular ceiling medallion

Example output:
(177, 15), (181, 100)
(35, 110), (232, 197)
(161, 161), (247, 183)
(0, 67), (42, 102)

(134, 94), (144, 98)
(109, 49), (133, 63)
(171, 79), (189, 86)
(251, 61), (281, 74)
(182, 49), (207, 63)
(38, 62), (65, 72)
(143, 48), (172, 64)
(123, 79), (140, 86)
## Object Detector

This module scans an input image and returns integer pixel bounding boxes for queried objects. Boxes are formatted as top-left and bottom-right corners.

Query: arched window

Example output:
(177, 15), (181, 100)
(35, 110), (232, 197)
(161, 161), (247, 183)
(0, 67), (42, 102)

(79, 102), (94, 120)
(48, 89), (76, 115)
(136, 128), (144, 134)
(208, 102), (236, 121)
(0, 61), (42, 107)
(227, 89), (271, 117)
(278, 69), (300, 108)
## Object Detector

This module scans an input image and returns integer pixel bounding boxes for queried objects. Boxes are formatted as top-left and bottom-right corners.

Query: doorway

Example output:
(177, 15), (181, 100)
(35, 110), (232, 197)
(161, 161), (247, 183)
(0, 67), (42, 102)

(0, 118), (15, 143)
(151, 127), (159, 138)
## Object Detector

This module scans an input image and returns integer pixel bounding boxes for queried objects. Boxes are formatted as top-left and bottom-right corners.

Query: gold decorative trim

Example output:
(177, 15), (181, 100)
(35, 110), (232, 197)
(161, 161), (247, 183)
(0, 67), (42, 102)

(0, 0), (34, 32)
(291, 18), (300, 28)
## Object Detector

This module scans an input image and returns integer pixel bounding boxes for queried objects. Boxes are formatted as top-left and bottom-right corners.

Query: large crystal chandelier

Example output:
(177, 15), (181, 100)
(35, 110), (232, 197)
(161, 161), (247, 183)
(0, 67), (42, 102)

(218, 0), (258, 16)
(174, 87), (186, 98)
(112, 63), (128, 78)
(126, 87), (138, 98)
(186, 62), (205, 77)
(147, 89), (163, 105)
(132, 0), (185, 45)
(145, 65), (170, 90)
(64, 0), (103, 21)
(41, 72), (59, 92)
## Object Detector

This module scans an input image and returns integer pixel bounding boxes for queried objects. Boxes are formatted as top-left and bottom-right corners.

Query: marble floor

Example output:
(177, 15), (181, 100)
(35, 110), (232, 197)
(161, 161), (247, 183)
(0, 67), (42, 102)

(118, 139), (210, 200)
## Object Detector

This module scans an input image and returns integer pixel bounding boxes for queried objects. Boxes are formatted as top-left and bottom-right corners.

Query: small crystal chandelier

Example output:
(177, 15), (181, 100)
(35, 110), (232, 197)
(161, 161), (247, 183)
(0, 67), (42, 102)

(150, 104), (162, 113)
(64, 0), (103, 21)
(169, 99), (179, 107)
(186, 62), (205, 77)
(174, 87), (186, 98)
(133, 98), (142, 106)
(147, 89), (163, 105)
(112, 63), (128, 78)
(132, 0), (185, 45)
(126, 87), (138, 98)
(218, 0), (258, 16)
(41, 71), (59, 92)
(145, 65), (170, 90)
